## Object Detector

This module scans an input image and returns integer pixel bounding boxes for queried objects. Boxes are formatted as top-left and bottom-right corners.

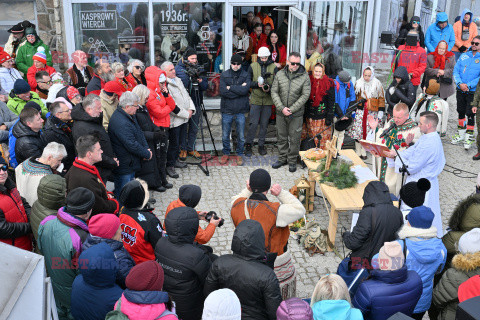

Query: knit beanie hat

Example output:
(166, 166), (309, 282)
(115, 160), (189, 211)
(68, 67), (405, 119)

(258, 46), (271, 58)
(378, 241), (404, 271)
(338, 70), (351, 83)
(202, 289), (241, 320)
(400, 178), (431, 208)
(249, 169), (271, 193)
(51, 72), (63, 83)
(0, 47), (11, 65)
(33, 47), (47, 65)
(276, 298), (314, 320)
(67, 86), (80, 101)
(119, 179), (148, 209)
(13, 79), (31, 95)
(24, 101), (41, 112)
(126, 261), (164, 291)
(54, 97), (73, 110)
(231, 54), (243, 64)
(425, 79), (440, 95)
(25, 27), (37, 37)
(103, 81), (123, 97)
(458, 228), (480, 254)
(65, 187), (95, 216)
(406, 205), (435, 229)
(184, 47), (197, 60)
(88, 214), (120, 239)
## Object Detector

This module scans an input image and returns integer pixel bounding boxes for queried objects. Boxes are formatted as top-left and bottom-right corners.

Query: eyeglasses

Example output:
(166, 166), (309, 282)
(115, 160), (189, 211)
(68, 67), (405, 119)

(231, 62), (241, 66)
(58, 109), (71, 114)
(472, 41), (480, 46)
(289, 62), (300, 66)
(0, 165), (8, 172)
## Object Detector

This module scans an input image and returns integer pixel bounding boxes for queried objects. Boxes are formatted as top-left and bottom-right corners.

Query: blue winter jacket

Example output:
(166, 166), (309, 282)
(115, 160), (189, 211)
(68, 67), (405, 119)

(82, 235), (135, 288)
(334, 77), (355, 117)
(312, 300), (364, 320)
(453, 51), (480, 91)
(8, 119), (19, 168)
(397, 235), (446, 313)
(71, 242), (124, 320)
(425, 12), (455, 53)
(352, 265), (423, 320)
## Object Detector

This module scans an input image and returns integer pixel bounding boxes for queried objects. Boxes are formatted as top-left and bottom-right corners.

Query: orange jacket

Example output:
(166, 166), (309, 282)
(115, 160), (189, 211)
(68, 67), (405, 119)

(165, 198), (215, 244)
(453, 20), (478, 52)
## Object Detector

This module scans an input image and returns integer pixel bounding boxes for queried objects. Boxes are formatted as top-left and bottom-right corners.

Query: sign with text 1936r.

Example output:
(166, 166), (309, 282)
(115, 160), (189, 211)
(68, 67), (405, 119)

(80, 11), (117, 30)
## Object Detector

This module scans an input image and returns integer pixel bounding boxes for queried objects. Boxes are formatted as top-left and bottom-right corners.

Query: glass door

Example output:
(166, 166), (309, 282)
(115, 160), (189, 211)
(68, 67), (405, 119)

(287, 7), (308, 65)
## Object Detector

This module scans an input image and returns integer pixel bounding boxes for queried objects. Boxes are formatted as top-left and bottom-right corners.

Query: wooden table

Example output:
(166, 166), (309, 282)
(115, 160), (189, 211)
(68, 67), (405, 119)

(300, 149), (377, 251)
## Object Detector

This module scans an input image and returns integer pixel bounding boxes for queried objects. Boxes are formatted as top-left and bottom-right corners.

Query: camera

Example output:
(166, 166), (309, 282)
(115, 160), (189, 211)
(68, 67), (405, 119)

(205, 211), (224, 227)
(185, 62), (204, 89)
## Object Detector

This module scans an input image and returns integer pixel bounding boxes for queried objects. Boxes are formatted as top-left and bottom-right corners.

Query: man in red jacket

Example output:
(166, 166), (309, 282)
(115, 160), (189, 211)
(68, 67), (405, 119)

(393, 34), (427, 92)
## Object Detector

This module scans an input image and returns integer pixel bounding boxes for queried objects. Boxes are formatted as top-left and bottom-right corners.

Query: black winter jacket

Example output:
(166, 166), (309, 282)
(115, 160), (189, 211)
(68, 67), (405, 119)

(204, 219), (282, 320)
(175, 59), (208, 108)
(219, 68), (251, 114)
(41, 116), (75, 171)
(395, 24), (425, 49)
(12, 120), (45, 165)
(342, 181), (404, 262)
(385, 66), (416, 114)
(155, 207), (211, 320)
(134, 105), (162, 188)
(71, 104), (117, 182)
(108, 107), (150, 175)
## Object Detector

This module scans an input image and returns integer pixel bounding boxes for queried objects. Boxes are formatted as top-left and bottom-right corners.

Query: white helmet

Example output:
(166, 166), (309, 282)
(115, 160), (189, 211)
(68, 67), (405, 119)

(258, 46), (271, 58)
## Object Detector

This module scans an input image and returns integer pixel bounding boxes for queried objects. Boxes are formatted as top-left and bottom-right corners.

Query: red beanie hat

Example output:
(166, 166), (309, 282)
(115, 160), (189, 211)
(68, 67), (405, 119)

(104, 81), (124, 97)
(88, 213), (120, 239)
(126, 261), (164, 291)
(67, 86), (80, 101)
(0, 47), (11, 65)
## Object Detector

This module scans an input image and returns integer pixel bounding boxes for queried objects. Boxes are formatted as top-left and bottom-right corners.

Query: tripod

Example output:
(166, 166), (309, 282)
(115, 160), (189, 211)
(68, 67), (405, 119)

(393, 145), (410, 209)
(190, 83), (218, 176)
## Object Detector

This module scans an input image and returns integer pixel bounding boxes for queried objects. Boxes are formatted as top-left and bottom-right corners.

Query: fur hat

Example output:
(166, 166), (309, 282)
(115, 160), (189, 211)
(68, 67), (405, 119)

(378, 241), (405, 271)
(202, 289), (241, 320)
(425, 79), (440, 95)
(458, 228), (480, 254)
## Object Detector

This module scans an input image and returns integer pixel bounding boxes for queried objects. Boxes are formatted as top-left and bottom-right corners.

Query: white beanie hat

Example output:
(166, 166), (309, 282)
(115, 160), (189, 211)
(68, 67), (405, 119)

(458, 228), (480, 254)
(202, 289), (241, 320)
(258, 46), (271, 58)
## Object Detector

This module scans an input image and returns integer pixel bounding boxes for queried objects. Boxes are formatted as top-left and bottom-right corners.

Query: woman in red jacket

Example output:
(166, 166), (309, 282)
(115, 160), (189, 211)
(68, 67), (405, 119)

(111, 62), (133, 97)
(267, 31), (287, 69)
(0, 159), (32, 251)
(145, 66), (181, 189)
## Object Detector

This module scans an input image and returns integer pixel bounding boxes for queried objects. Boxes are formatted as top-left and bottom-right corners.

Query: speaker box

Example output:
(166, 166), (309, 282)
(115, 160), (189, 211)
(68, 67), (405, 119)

(456, 296), (480, 320)
(380, 31), (394, 45)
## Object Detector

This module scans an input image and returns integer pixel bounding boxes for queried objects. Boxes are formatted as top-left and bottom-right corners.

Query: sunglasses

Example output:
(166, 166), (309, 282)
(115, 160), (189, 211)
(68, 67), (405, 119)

(472, 41), (480, 46)
(231, 62), (241, 66)
(38, 80), (53, 85)
(0, 165), (8, 172)
(289, 62), (300, 66)
(412, 21), (419, 24)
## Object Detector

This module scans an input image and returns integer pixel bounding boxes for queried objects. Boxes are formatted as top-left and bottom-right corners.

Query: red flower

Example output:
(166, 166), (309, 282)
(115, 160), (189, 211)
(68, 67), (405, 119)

(401, 142), (407, 147)
(393, 145), (400, 150)
(397, 134), (403, 140)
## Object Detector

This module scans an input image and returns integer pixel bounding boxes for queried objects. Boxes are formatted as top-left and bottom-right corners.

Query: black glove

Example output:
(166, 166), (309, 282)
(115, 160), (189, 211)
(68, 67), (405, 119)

(459, 45), (467, 52)
(153, 131), (163, 141)
(162, 91), (169, 98)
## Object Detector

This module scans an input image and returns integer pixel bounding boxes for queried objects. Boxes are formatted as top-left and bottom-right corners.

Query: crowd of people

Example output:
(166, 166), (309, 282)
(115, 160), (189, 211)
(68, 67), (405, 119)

(0, 9), (480, 320)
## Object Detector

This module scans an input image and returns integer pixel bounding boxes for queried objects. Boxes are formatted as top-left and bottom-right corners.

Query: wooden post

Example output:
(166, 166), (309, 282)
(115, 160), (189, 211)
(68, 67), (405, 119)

(325, 136), (338, 170)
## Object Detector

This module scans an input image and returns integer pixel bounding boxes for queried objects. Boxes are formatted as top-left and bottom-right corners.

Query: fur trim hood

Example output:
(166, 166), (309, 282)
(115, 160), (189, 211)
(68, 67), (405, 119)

(449, 194), (480, 231)
(452, 251), (480, 272)
(398, 224), (438, 239)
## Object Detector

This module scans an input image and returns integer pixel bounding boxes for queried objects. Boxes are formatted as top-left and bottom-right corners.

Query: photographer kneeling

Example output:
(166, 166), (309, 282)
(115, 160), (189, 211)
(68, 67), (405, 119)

(166, 184), (222, 244)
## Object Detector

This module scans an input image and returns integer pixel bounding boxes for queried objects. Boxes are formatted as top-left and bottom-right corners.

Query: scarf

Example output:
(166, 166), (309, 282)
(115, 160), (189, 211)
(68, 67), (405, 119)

(354, 66), (384, 99)
(72, 158), (106, 188)
(309, 72), (333, 106)
(429, 41), (455, 69)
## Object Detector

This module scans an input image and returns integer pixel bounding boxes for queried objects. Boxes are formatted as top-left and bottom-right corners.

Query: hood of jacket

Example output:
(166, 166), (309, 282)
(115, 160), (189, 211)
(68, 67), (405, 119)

(37, 174), (66, 210)
(231, 219), (266, 261)
(164, 206), (199, 244)
(363, 180), (392, 207)
(100, 90), (119, 105)
(145, 66), (167, 94)
(123, 289), (170, 305)
(79, 241), (118, 288)
(179, 185), (201, 208)
(12, 119), (39, 139)
(370, 265), (408, 284)
(393, 66), (410, 84)
(452, 251), (480, 272)
(461, 8), (473, 24)
(397, 225), (446, 264)
(448, 193), (480, 231)
(71, 103), (103, 124)
(311, 300), (363, 320)
(436, 12), (449, 25)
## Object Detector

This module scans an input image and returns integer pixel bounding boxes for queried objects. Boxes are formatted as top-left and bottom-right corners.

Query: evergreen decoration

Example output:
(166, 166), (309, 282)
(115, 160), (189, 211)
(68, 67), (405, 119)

(314, 157), (358, 189)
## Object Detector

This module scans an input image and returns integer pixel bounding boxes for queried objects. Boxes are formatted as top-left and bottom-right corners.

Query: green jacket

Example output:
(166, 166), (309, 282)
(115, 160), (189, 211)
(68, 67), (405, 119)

(30, 175), (66, 241)
(248, 60), (277, 106)
(38, 207), (89, 312)
(7, 91), (48, 117)
(15, 39), (52, 75)
(443, 194), (480, 255)
(432, 251), (480, 320)
(271, 64), (311, 116)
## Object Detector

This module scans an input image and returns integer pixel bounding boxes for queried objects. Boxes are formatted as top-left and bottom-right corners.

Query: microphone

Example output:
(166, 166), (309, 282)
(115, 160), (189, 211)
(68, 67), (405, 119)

(344, 99), (366, 117)
(379, 122), (397, 138)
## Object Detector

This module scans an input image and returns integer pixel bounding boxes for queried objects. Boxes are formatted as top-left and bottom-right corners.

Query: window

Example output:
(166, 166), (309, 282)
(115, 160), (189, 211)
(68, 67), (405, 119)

(153, 2), (225, 99)
(0, 1), (36, 47)
(71, 3), (149, 64)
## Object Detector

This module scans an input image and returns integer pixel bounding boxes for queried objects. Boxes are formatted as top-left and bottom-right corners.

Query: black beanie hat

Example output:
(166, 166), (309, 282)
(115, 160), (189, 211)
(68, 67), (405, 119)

(231, 54), (243, 64)
(24, 101), (42, 112)
(119, 180), (146, 209)
(183, 47), (197, 60)
(400, 178), (431, 208)
(249, 169), (271, 193)
(66, 187), (95, 216)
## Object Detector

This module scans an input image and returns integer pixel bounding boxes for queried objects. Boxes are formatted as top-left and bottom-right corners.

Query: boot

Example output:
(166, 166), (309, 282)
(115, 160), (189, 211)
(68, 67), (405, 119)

(245, 143), (253, 157)
(464, 132), (475, 150)
(451, 128), (466, 145)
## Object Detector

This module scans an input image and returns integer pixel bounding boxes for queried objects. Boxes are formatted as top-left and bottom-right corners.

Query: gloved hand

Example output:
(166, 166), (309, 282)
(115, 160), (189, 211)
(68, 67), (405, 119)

(459, 45), (467, 52)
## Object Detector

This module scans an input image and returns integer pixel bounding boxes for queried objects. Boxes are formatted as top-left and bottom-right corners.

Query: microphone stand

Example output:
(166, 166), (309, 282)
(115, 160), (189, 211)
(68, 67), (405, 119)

(393, 145), (410, 209)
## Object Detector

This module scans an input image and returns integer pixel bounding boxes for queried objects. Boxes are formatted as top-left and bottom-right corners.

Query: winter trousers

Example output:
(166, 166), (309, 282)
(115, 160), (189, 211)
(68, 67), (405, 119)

(276, 114), (303, 164)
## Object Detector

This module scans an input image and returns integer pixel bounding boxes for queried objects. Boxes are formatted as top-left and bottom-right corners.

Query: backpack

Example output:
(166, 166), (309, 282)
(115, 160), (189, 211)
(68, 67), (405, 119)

(105, 298), (176, 320)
